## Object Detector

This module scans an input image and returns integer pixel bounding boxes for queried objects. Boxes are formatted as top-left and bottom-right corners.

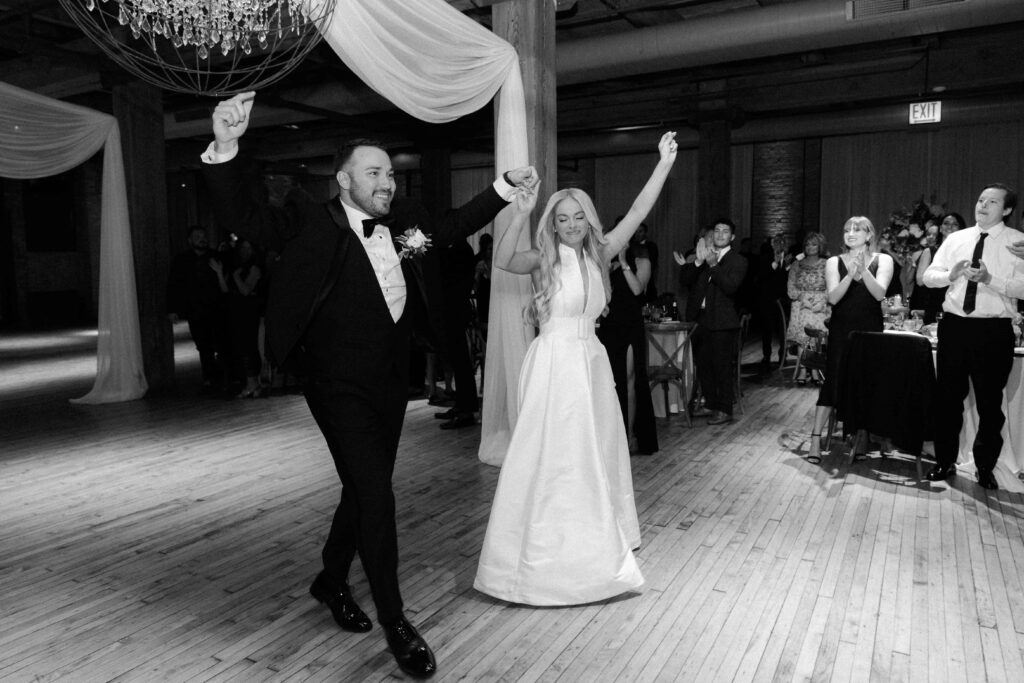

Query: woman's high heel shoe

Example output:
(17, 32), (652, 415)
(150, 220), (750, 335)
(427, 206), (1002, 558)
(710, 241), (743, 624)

(807, 433), (822, 464)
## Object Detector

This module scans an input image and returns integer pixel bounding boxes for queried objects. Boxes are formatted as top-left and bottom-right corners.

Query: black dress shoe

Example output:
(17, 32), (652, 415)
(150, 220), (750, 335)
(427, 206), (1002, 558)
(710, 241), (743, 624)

(439, 413), (477, 430)
(925, 464), (957, 482)
(434, 408), (457, 420)
(707, 410), (734, 426)
(690, 406), (712, 418)
(309, 572), (372, 633)
(977, 469), (999, 490)
(383, 616), (436, 679)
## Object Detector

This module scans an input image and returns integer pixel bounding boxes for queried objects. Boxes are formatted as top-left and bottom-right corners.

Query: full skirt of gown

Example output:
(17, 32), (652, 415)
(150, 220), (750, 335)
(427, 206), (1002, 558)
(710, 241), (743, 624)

(474, 245), (644, 606)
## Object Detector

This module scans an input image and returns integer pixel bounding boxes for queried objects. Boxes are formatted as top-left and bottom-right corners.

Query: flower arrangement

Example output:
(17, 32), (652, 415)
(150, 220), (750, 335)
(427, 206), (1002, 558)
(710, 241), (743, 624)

(395, 227), (432, 259)
(882, 192), (948, 260)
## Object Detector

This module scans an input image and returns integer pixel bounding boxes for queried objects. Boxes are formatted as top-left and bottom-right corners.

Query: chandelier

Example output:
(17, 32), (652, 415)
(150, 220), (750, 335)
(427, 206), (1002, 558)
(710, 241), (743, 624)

(58, 0), (337, 96)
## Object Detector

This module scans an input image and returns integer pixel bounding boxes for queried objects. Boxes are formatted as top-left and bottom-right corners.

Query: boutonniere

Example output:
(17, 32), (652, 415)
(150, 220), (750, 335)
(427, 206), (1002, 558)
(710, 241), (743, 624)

(395, 226), (432, 259)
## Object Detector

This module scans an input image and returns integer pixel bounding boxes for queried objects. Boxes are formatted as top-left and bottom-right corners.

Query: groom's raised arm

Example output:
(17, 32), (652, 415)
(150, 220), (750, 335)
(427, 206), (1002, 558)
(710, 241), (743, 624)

(430, 166), (538, 247)
(201, 92), (302, 253)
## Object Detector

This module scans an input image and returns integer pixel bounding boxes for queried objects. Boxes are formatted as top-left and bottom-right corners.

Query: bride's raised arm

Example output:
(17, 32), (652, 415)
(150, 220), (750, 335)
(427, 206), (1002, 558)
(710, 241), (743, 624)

(493, 183), (542, 275)
(602, 132), (678, 258)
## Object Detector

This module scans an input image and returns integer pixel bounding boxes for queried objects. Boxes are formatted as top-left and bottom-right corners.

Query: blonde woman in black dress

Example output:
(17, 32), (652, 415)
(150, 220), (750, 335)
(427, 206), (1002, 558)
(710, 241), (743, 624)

(807, 217), (894, 463)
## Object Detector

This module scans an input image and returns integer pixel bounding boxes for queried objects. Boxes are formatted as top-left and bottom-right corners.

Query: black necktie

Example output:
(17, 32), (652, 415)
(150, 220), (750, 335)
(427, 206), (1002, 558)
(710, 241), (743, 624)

(361, 215), (394, 238)
(962, 232), (988, 314)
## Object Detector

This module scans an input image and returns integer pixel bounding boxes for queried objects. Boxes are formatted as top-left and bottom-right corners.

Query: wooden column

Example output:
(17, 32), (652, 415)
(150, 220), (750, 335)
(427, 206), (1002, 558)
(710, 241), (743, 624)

(420, 145), (452, 221)
(697, 78), (732, 229)
(493, 0), (557, 204)
(697, 117), (731, 230)
(112, 82), (174, 391)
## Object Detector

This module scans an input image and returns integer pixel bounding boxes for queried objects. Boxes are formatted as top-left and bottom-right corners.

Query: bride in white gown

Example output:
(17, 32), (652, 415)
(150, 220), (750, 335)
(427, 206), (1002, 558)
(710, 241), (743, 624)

(474, 132), (678, 606)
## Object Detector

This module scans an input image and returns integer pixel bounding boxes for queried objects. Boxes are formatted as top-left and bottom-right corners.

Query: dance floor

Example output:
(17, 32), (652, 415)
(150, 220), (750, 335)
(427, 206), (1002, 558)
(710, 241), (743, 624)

(2, 327), (1024, 682)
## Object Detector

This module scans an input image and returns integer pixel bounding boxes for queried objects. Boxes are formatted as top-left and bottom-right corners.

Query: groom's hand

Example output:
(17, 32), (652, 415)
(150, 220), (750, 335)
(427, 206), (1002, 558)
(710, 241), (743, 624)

(505, 166), (538, 191)
(212, 91), (256, 156)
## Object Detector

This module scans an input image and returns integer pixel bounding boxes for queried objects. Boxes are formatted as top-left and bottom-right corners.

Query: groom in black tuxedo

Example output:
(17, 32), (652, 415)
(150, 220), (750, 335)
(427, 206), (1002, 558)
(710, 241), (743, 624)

(202, 92), (536, 679)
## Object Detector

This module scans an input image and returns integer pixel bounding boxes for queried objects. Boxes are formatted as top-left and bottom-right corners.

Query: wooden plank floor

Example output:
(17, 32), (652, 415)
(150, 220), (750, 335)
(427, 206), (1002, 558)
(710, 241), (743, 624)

(2, 327), (1024, 682)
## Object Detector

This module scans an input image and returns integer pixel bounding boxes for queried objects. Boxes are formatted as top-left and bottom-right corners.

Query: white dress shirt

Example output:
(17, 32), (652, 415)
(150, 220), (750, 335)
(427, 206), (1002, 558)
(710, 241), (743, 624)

(922, 222), (1024, 318)
(340, 201), (406, 322)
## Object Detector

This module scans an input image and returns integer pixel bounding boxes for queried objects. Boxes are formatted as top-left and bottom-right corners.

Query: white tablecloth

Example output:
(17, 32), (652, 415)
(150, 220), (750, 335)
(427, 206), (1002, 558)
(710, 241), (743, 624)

(956, 354), (1024, 491)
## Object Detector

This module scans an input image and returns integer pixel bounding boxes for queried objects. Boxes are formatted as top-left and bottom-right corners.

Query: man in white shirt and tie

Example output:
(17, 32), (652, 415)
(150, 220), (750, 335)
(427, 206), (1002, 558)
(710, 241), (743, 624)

(923, 183), (1024, 489)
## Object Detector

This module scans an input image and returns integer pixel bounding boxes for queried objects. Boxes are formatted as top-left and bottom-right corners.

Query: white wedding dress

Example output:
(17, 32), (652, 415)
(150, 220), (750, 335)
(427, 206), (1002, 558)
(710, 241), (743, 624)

(474, 244), (644, 606)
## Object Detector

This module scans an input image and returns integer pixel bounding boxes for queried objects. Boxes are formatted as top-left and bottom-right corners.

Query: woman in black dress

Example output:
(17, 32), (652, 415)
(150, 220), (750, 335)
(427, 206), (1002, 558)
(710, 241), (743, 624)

(598, 243), (658, 455)
(807, 216), (894, 463)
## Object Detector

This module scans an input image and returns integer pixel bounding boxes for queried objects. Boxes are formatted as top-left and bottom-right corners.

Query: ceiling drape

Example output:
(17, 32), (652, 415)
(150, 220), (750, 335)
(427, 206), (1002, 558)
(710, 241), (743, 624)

(323, 0), (534, 465)
(0, 81), (147, 404)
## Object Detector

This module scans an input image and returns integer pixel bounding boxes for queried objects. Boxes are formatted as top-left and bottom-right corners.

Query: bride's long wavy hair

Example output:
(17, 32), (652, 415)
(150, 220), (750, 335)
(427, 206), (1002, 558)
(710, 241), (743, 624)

(526, 188), (612, 326)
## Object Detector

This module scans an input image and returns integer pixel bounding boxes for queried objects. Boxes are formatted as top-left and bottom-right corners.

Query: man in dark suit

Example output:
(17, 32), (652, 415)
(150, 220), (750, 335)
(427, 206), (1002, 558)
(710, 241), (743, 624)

(201, 92), (536, 679)
(679, 218), (748, 425)
(166, 225), (224, 390)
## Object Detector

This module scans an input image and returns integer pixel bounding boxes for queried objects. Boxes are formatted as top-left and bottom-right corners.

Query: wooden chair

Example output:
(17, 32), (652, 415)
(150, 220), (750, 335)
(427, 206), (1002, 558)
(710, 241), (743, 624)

(647, 321), (696, 427)
(776, 298), (797, 374)
(792, 325), (828, 384)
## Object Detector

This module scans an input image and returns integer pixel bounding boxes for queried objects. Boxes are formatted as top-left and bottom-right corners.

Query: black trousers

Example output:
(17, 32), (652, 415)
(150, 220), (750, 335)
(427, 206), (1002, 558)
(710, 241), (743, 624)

(932, 314), (1015, 473)
(187, 310), (222, 384)
(442, 313), (478, 415)
(693, 325), (738, 415)
(304, 374), (408, 624)
(598, 321), (658, 454)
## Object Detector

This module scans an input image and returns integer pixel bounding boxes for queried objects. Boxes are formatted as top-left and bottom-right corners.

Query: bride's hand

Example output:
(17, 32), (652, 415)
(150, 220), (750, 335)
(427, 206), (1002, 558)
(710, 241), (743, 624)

(658, 131), (678, 164)
(512, 182), (539, 215)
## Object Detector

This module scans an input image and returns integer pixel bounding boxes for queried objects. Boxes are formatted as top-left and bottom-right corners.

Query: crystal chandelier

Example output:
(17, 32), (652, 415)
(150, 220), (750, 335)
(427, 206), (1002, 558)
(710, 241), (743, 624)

(59, 0), (337, 96)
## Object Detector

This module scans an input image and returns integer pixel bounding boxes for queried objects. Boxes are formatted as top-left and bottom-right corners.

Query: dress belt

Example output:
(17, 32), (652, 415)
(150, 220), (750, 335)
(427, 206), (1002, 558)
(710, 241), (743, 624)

(540, 317), (595, 339)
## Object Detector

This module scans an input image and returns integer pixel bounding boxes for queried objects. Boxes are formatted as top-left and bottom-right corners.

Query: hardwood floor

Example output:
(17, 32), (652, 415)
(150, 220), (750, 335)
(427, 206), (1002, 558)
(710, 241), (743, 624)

(2, 328), (1024, 682)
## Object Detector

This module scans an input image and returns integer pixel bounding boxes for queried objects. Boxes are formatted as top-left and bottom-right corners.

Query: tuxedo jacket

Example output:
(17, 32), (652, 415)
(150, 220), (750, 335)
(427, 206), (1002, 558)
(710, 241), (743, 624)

(679, 249), (748, 331)
(202, 156), (508, 383)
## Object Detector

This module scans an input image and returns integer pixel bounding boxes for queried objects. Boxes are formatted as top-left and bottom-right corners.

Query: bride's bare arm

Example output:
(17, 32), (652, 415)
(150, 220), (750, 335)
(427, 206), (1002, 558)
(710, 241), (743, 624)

(493, 184), (541, 274)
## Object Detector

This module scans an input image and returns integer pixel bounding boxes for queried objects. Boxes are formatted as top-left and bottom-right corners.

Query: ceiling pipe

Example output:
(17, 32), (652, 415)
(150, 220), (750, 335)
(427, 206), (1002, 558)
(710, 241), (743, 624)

(557, 0), (1024, 85)
(553, 93), (1024, 158)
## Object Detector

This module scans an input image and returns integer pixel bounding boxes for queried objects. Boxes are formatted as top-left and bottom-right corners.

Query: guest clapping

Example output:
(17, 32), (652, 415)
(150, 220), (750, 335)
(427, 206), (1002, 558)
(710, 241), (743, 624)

(807, 217), (894, 463)
(787, 232), (829, 384)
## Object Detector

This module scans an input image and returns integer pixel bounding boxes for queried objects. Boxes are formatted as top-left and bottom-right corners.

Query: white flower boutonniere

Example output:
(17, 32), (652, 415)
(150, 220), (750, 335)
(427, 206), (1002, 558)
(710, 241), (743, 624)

(395, 227), (432, 259)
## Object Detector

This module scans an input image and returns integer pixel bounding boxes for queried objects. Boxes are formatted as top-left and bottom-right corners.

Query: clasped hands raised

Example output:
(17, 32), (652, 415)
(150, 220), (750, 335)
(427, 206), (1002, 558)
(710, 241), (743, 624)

(949, 258), (991, 285)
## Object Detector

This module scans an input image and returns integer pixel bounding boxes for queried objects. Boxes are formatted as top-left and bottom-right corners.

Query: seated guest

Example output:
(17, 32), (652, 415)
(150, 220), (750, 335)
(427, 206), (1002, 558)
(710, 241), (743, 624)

(924, 184), (1024, 490)
(807, 217), (894, 463)
(913, 211), (966, 324)
(678, 219), (748, 425)
(787, 232), (829, 384)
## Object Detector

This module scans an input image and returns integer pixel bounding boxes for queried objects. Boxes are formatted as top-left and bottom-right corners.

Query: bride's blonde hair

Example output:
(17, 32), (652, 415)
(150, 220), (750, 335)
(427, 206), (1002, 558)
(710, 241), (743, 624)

(526, 188), (612, 326)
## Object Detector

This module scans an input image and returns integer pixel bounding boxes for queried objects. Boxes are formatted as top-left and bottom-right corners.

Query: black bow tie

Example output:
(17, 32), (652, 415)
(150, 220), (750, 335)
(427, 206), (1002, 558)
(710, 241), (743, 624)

(361, 215), (395, 238)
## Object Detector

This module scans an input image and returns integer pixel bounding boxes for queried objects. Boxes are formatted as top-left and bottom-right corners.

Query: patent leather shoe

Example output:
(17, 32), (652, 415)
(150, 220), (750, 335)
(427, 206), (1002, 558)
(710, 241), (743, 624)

(439, 413), (477, 430)
(925, 464), (957, 482)
(690, 405), (712, 418)
(977, 469), (999, 490)
(434, 408), (457, 420)
(309, 572), (372, 633)
(707, 410), (734, 426)
(383, 616), (437, 679)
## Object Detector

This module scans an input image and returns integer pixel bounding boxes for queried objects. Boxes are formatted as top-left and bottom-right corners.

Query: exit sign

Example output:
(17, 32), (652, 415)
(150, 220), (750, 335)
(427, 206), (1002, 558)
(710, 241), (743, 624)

(909, 101), (942, 125)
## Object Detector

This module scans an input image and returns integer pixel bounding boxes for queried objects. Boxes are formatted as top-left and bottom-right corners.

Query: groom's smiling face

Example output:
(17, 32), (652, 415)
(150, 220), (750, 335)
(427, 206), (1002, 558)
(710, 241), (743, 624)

(337, 145), (396, 218)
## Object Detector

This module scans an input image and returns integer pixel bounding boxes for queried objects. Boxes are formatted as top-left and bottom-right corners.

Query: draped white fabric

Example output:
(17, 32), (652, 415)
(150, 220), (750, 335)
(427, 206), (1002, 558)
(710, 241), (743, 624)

(0, 81), (147, 404)
(322, 0), (534, 465)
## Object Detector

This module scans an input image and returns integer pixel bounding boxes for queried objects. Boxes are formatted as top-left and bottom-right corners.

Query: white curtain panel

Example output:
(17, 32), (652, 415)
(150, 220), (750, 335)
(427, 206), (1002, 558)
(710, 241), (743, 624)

(323, 0), (535, 465)
(0, 81), (147, 404)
